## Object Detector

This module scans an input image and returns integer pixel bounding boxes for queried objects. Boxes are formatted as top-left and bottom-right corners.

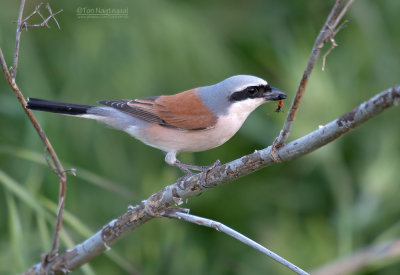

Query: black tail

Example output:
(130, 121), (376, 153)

(26, 98), (93, 115)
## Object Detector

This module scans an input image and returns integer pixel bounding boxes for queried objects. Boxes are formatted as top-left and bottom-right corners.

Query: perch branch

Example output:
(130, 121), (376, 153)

(22, 84), (400, 274)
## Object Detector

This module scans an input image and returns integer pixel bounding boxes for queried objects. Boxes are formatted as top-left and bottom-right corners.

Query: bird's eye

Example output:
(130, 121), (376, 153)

(247, 87), (257, 94)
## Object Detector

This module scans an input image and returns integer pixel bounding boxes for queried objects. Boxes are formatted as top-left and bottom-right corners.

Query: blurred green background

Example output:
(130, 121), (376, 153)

(1, 0), (399, 274)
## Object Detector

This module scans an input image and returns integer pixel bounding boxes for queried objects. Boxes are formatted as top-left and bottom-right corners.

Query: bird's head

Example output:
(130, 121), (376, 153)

(200, 75), (287, 116)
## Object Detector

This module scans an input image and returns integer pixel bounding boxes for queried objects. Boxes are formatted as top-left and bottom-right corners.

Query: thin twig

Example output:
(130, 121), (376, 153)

(19, 3), (63, 31)
(18, 2), (44, 28)
(11, 0), (25, 79)
(36, 7), (48, 26)
(46, 3), (62, 29)
(0, 47), (67, 265)
(162, 209), (309, 275)
(321, 37), (338, 71)
(22, 84), (400, 274)
(2, 0), (65, 267)
(273, 0), (355, 147)
(332, 0), (355, 30)
(22, 9), (63, 30)
(322, 18), (349, 71)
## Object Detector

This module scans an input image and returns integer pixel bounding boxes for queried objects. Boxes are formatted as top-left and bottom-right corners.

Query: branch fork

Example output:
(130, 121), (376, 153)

(272, 0), (355, 153)
(19, 3), (62, 31)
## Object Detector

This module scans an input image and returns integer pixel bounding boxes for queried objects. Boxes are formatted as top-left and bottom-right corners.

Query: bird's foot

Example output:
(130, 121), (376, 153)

(175, 159), (220, 173)
(175, 159), (221, 189)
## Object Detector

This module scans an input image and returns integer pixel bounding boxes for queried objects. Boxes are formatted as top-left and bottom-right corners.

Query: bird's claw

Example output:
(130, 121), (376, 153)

(175, 159), (221, 190)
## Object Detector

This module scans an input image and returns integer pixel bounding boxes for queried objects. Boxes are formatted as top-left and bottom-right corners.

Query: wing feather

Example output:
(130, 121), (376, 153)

(99, 98), (166, 125)
(99, 89), (217, 130)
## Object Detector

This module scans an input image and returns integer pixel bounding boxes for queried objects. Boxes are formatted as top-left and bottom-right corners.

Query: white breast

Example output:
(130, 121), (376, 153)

(124, 98), (265, 153)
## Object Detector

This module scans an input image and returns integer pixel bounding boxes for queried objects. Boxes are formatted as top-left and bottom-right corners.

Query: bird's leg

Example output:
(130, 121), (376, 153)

(165, 152), (194, 189)
(175, 159), (221, 189)
(165, 152), (220, 189)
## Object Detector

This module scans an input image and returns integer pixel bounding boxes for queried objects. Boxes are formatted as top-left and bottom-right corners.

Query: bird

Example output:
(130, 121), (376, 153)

(26, 75), (287, 177)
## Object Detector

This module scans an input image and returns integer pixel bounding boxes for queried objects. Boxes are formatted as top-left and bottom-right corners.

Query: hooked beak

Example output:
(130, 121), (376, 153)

(264, 87), (287, 101)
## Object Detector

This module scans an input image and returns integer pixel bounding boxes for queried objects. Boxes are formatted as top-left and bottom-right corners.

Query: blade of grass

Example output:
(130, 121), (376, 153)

(40, 196), (93, 237)
(0, 170), (46, 215)
(0, 169), (136, 273)
(5, 192), (25, 273)
(0, 146), (135, 198)
(36, 214), (52, 252)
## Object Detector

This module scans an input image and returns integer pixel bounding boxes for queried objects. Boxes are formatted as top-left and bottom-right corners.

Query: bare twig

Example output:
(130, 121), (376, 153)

(1, 0), (64, 268)
(22, 8), (63, 30)
(11, 1), (63, 78)
(162, 209), (309, 275)
(45, 3), (62, 29)
(333, 0), (355, 30)
(273, 0), (355, 147)
(23, 85), (400, 274)
(313, 238), (400, 275)
(321, 37), (338, 71)
(18, 2), (45, 28)
(322, 19), (349, 71)
(0, 47), (66, 266)
(11, 0), (26, 79)
(17, 3), (63, 31)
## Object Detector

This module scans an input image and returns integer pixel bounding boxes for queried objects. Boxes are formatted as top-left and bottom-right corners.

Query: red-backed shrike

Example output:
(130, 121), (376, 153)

(26, 75), (286, 175)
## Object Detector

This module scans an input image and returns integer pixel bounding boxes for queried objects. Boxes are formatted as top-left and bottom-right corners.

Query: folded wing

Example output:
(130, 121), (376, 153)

(99, 89), (217, 130)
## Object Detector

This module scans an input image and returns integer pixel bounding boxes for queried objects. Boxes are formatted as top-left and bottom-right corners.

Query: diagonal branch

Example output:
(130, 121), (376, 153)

(23, 85), (400, 274)
(1, 0), (64, 269)
(273, 0), (355, 148)
(0, 48), (66, 267)
(162, 209), (309, 275)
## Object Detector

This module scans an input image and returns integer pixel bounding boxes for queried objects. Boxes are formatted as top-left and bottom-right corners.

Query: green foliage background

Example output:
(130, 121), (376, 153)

(0, 0), (399, 274)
